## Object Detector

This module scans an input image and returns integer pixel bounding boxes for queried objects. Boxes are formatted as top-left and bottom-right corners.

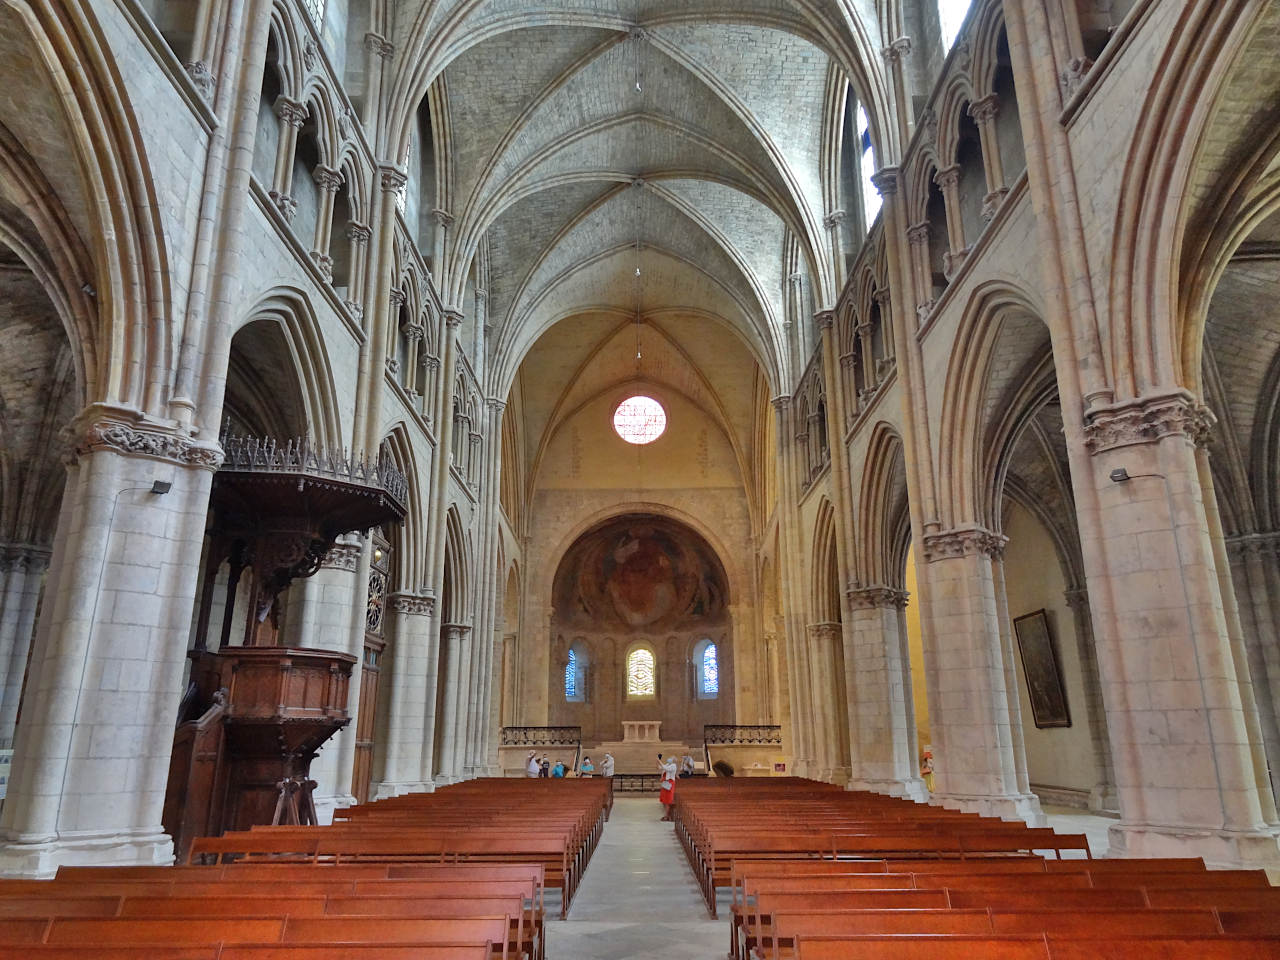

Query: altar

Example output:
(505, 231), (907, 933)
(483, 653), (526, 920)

(621, 720), (662, 742)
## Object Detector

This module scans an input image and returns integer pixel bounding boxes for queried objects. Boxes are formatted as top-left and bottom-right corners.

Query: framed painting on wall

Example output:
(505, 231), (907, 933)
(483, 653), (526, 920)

(1013, 609), (1071, 729)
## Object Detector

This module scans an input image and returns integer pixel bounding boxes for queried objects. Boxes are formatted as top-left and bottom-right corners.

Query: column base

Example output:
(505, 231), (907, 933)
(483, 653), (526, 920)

(1108, 821), (1280, 869)
(313, 793), (357, 824)
(432, 774), (458, 787)
(849, 777), (931, 803)
(373, 780), (435, 800)
(1089, 784), (1120, 816)
(0, 829), (174, 879)
(931, 791), (1047, 826)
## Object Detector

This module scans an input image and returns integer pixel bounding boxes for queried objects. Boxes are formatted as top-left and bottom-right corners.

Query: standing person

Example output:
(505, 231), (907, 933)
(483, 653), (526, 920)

(680, 753), (696, 778)
(551, 758), (566, 778)
(602, 753), (615, 777)
(580, 756), (594, 777)
(658, 754), (678, 821)
(539, 756), (551, 778)
(526, 751), (540, 778)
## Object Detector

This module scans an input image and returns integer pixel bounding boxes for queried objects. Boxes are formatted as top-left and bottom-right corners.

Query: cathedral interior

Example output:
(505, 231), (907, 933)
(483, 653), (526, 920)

(1, 0), (1279, 929)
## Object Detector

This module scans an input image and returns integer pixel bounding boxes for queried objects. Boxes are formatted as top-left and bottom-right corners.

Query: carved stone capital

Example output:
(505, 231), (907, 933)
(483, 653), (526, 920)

(770, 395), (791, 412)
(473, 287), (488, 304)
(402, 321), (425, 343)
(873, 288), (892, 307)
(392, 592), (435, 617)
(922, 525), (1008, 562)
(970, 93), (1000, 125)
(364, 32), (394, 59)
(386, 356), (400, 375)
(310, 251), (333, 281)
(343, 300), (364, 322)
(942, 247), (968, 279)
(847, 585), (910, 610)
(1083, 392), (1216, 454)
(322, 542), (362, 571)
(788, 272), (805, 288)
(1063, 587), (1090, 611)
(487, 397), (507, 414)
(378, 165), (408, 193)
(855, 321), (876, 339)
(0, 544), (52, 573)
(184, 60), (214, 100)
(814, 309), (835, 332)
(981, 188), (1009, 221)
(1224, 532), (1280, 560)
(823, 210), (847, 230)
(345, 221), (372, 244)
(1059, 57), (1093, 99)
(915, 300), (936, 324)
(870, 167), (900, 198)
(934, 165), (961, 190)
(73, 419), (224, 470)
(273, 96), (307, 128)
(881, 36), (912, 64)
(389, 287), (408, 308)
(312, 164), (344, 192)
(443, 308), (464, 329)
(807, 621), (842, 644)
(269, 191), (298, 222)
(424, 355), (442, 370)
(906, 222), (930, 246)
(432, 208), (455, 228)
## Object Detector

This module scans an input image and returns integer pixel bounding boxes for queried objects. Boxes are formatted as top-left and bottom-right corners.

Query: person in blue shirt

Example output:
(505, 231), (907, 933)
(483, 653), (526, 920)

(580, 756), (594, 777)
(551, 759), (566, 778)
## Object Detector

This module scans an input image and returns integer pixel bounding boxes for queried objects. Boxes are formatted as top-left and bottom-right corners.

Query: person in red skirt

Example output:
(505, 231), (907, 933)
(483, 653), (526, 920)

(658, 755), (678, 821)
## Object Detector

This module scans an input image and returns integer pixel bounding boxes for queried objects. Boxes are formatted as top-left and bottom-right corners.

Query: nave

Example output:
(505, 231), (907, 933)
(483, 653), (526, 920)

(0, 777), (1275, 958)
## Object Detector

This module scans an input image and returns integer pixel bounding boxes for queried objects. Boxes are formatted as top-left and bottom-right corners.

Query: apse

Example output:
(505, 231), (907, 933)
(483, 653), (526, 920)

(547, 513), (733, 743)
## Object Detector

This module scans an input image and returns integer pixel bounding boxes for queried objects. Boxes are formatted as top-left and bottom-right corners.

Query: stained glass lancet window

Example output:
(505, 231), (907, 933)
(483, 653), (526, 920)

(614, 396), (667, 444)
(302, 0), (326, 27)
(565, 649), (578, 699)
(626, 648), (656, 697)
(938, 0), (974, 52)
(701, 642), (719, 696)
(857, 106), (881, 232)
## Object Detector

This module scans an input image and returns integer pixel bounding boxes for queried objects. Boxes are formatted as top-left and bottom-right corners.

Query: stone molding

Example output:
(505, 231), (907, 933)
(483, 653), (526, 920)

(391, 593), (435, 617)
(321, 542), (362, 571)
(270, 191), (298, 221)
(1083, 392), (1216, 454)
(310, 251), (334, 281)
(0, 544), (52, 573)
(1063, 587), (1090, 610)
(72, 420), (224, 470)
(922, 525), (1008, 562)
(847, 585), (909, 609)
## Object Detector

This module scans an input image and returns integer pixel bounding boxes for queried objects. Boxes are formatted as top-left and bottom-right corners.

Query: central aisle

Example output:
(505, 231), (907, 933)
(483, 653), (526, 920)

(550, 795), (725, 958)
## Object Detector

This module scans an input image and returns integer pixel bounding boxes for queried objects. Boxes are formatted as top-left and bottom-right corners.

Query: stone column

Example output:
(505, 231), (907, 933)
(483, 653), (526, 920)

(0, 545), (51, 747)
(376, 592), (435, 797)
(921, 525), (1045, 824)
(846, 586), (929, 800)
(1081, 396), (1280, 865)
(342, 222), (371, 317)
(772, 397), (816, 776)
(881, 38), (912, 151)
(806, 622), (849, 784)
(487, 632), (505, 773)
(1226, 534), (1280, 803)
(905, 223), (933, 312)
(934, 166), (968, 278)
(435, 623), (470, 784)
(309, 164), (344, 282)
(1063, 587), (1118, 812)
(0, 421), (219, 876)
(824, 210), (847, 290)
(268, 96), (306, 222)
(294, 538), (364, 821)
(968, 95), (1009, 221)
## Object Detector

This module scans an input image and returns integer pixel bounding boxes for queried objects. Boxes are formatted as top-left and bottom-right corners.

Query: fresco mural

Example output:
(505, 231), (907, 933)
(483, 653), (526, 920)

(549, 514), (733, 743)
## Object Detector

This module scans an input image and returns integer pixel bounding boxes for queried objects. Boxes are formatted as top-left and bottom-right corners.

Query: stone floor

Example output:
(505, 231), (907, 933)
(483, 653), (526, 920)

(544, 798), (1127, 957)
(548, 797), (726, 959)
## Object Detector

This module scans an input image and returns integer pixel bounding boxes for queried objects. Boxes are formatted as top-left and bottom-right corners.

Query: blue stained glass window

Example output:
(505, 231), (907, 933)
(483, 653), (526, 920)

(701, 643), (719, 696)
(565, 648), (578, 699)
